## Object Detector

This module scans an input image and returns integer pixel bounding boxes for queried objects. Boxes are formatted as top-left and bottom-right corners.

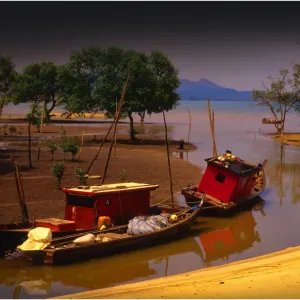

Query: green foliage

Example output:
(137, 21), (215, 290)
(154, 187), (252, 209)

(60, 142), (79, 161)
(26, 103), (48, 132)
(10, 61), (62, 118)
(147, 51), (180, 113)
(60, 47), (180, 140)
(51, 161), (65, 189)
(58, 127), (80, 161)
(75, 167), (88, 185)
(0, 55), (16, 118)
(47, 142), (57, 160)
(252, 66), (300, 133)
(8, 125), (16, 135)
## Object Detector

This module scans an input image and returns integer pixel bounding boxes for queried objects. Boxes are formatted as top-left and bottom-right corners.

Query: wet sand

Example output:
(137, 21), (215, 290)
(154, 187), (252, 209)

(55, 245), (300, 299)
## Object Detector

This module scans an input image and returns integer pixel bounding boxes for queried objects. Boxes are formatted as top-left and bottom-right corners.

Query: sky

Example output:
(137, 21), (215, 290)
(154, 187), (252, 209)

(0, 1), (300, 91)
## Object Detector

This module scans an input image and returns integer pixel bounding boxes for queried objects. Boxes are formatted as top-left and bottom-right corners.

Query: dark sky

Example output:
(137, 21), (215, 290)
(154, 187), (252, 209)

(1, 1), (300, 90)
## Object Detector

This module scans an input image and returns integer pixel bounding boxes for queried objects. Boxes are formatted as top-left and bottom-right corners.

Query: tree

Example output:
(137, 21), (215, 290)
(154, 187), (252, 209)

(61, 47), (180, 140)
(11, 61), (61, 118)
(58, 47), (103, 116)
(93, 48), (155, 140)
(252, 66), (300, 133)
(26, 105), (37, 169)
(147, 51), (180, 114)
(51, 161), (65, 190)
(0, 55), (16, 118)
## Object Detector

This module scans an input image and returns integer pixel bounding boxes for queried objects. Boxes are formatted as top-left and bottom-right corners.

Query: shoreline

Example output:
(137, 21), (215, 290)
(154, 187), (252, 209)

(54, 244), (300, 299)
(267, 132), (300, 147)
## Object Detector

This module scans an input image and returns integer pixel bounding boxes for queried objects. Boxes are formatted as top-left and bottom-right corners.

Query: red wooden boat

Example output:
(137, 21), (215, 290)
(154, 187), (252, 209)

(181, 150), (267, 213)
(23, 202), (203, 265)
(1, 182), (159, 257)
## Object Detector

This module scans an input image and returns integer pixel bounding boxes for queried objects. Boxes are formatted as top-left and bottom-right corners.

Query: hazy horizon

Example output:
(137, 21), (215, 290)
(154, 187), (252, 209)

(1, 1), (299, 91)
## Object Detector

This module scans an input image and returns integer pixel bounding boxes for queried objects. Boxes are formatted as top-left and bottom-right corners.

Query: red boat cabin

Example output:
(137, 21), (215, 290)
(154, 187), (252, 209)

(61, 182), (159, 230)
(198, 151), (261, 203)
(33, 182), (159, 232)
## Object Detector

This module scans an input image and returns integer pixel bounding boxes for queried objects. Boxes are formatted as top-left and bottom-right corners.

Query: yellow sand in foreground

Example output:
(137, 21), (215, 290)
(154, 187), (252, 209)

(54, 246), (300, 299)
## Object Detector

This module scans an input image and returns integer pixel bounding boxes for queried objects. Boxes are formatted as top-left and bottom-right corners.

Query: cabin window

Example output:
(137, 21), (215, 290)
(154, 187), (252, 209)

(66, 193), (94, 208)
(215, 173), (226, 183)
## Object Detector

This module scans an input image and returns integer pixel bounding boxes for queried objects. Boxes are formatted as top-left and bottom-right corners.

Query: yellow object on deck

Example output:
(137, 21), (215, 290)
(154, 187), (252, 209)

(18, 227), (52, 251)
(170, 214), (178, 222)
(100, 225), (107, 231)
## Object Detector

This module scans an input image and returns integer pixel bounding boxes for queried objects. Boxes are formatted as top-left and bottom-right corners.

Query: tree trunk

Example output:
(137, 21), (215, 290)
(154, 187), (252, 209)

(28, 122), (32, 169)
(47, 99), (56, 115)
(128, 112), (136, 140)
(138, 111), (146, 124)
(0, 103), (3, 119)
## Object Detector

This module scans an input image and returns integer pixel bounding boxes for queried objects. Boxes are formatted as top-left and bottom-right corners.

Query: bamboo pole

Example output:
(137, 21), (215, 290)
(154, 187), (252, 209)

(78, 131), (84, 161)
(28, 121), (32, 169)
(114, 98), (118, 158)
(207, 99), (217, 157)
(10, 155), (29, 223)
(37, 100), (46, 161)
(187, 108), (192, 144)
(86, 121), (114, 174)
(101, 66), (131, 184)
(162, 110), (174, 204)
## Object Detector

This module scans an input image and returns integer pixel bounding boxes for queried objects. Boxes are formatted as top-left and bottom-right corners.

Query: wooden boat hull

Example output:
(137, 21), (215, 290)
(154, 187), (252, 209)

(182, 168), (266, 214)
(0, 223), (92, 257)
(262, 120), (282, 124)
(27, 204), (202, 265)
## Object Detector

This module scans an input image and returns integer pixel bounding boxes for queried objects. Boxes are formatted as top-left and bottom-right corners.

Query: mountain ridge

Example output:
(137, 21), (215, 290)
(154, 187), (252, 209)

(178, 78), (252, 101)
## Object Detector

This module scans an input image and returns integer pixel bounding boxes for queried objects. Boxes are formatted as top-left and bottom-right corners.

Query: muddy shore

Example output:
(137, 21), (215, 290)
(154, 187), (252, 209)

(0, 123), (200, 224)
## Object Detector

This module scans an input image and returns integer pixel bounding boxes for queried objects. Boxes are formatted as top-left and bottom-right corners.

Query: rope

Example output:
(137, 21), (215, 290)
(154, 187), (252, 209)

(154, 190), (182, 206)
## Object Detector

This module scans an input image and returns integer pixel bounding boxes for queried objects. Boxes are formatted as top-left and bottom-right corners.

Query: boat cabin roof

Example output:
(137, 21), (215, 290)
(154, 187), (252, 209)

(62, 182), (159, 196)
(205, 157), (259, 177)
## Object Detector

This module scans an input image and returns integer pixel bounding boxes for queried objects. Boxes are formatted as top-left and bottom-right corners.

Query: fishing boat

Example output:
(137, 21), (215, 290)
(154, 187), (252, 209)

(181, 150), (267, 213)
(1, 182), (160, 257)
(261, 116), (282, 125)
(19, 201), (203, 265)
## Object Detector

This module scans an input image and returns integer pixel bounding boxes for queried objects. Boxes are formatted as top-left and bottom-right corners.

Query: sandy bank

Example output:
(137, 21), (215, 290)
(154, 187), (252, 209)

(268, 132), (300, 147)
(54, 245), (300, 299)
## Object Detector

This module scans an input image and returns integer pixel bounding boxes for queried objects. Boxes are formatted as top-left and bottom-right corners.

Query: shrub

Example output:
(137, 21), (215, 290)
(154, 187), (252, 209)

(8, 125), (17, 135)
(51, 161), (65, 190)
(47, 143), (58, 160)
(60, 142), (79, 161)
(75, 168), (88, 185)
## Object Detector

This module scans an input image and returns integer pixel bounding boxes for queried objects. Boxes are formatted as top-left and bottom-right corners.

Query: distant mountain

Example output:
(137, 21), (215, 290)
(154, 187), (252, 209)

(178, 78), (252, 101)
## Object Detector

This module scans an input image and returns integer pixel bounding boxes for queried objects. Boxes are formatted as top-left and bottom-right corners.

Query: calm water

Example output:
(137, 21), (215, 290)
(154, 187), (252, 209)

(1, 101), (300, 298)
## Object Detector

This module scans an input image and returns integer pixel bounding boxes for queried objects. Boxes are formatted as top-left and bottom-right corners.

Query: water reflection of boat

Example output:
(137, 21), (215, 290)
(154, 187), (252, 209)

(0, 236), (202, 297)
(198, 210), (261, 264)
